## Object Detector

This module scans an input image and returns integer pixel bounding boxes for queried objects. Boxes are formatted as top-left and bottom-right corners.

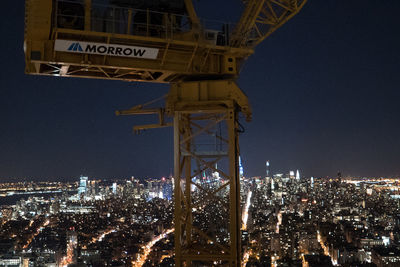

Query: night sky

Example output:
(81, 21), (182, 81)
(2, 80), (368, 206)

(1, 1), (400, 181)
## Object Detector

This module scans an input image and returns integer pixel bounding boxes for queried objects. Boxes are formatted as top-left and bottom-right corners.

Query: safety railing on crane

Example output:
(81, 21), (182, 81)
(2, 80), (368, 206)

(54, 0), (235, 46)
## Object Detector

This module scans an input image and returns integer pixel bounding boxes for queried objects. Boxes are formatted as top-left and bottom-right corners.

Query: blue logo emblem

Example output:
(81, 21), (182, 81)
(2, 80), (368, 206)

(67, 43), (83, 52)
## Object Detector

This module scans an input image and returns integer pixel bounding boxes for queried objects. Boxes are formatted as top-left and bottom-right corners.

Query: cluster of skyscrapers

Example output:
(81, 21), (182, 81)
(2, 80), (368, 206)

(1, 160), (400, 266)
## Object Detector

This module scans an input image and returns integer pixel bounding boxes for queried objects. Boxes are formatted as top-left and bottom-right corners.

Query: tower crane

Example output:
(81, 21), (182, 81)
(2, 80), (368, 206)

(24, 0), (306, 266)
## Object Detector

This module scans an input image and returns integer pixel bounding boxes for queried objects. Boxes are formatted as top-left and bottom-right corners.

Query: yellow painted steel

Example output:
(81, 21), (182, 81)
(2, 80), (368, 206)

(231, 0), (307, 47)
(167, 80), (248, 266)
(24, 0), (253, 83)
(24, 0), (306, 265)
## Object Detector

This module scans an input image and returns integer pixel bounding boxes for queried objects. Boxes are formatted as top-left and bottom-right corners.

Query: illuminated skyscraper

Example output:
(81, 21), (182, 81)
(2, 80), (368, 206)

(266, 160), (270, 178)
(296, 170), (300, 181)
(112, 182), (117, 194)
(78, 176), (88, 196)
(162, 178), (173, 200)
(239, 156), (244, 178)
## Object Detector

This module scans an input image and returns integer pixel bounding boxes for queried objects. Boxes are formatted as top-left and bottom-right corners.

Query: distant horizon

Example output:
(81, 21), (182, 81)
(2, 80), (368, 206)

(1, 173), (399, 183)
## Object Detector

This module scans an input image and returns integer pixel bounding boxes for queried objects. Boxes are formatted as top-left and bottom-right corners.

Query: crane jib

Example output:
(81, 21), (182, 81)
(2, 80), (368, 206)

(54, 40), (159, 60)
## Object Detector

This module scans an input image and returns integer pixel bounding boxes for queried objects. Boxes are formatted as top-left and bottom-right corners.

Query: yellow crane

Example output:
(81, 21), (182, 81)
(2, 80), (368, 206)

(24, 0), (306, 266)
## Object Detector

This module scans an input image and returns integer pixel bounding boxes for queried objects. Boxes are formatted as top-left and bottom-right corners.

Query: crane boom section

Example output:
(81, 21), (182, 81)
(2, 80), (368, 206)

(231, 0), (307, 48)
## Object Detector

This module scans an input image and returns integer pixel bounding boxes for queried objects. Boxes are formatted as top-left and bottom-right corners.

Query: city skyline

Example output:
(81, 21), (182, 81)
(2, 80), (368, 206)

(1, 1), (400, 180)
(2, 172), (400, 266)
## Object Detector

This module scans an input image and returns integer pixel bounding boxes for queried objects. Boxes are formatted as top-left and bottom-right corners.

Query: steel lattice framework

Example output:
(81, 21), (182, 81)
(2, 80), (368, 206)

(232, 0), (307, 47)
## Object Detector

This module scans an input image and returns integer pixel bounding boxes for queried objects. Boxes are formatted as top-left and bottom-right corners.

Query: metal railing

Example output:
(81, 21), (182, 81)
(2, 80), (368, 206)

(54, 0), (234, 45)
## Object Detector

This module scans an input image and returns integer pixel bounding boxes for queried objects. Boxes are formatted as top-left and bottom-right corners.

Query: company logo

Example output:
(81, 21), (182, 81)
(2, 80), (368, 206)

(55, 40), (159, 60)
(84, 44), (146, 57)
(67, 43), (83, 52)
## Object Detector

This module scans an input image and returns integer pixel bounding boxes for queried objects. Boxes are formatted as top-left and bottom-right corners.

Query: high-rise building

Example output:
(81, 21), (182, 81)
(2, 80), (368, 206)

(162, 178), (173, 200)
(296, 170), (300, 181)
(266, 160), (270, 178)
(239, 156), (244, 178)
(94, 180), (99, 195)
(78, 176), (88, 196)
(112, 182), (117, 194)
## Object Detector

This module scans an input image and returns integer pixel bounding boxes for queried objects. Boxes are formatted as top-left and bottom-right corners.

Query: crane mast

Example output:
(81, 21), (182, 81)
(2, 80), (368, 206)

(24, 0), (306, 266)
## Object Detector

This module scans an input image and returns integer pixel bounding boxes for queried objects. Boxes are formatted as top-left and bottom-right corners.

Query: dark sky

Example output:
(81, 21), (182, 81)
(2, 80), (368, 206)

(1, 1), (400, 181)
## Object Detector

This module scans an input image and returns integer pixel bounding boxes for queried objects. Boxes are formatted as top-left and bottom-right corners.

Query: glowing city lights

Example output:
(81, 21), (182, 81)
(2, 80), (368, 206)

(132, 228), (174, 267)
